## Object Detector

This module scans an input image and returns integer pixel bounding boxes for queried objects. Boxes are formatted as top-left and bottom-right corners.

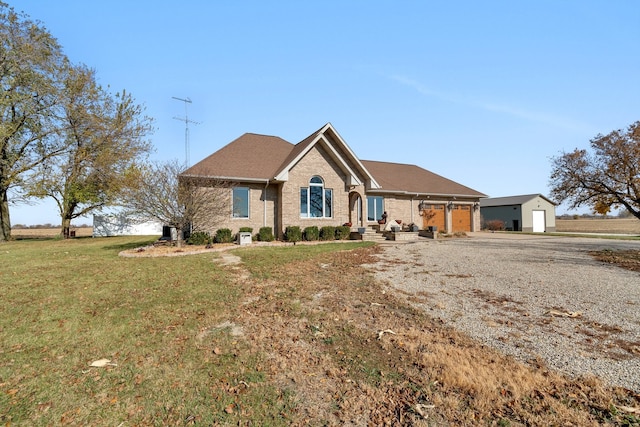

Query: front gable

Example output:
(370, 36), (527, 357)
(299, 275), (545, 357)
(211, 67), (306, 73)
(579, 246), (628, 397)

(273, 123), (380, 190)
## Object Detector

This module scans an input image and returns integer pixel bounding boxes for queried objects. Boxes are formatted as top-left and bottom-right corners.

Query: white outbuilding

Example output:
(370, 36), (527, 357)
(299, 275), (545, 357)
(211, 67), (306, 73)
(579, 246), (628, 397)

(93, 214), (162, 237)
(480, 194), (556, 232)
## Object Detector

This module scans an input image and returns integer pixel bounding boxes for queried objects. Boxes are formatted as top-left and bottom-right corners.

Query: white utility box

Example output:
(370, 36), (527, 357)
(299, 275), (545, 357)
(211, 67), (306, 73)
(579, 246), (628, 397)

(238, 232), (252, 245)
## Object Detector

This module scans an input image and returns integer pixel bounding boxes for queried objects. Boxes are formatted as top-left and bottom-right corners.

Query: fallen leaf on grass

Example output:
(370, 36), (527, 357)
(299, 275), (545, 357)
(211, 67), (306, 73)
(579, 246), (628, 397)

(377, 329), (396, 339)
(414, 403), (435, 419)
(617, 405), (640, 414)
(89, 358), (117, 367)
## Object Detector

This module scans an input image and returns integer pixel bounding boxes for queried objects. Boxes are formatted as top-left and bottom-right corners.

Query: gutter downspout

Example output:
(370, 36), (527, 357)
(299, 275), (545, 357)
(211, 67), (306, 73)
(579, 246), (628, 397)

(263, 180), (269, 227)
(411, 194), (418, 224)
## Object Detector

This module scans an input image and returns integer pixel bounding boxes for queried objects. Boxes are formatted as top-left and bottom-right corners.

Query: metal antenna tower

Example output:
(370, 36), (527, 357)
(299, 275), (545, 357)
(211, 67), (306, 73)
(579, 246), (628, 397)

(172, 96), (199, 167)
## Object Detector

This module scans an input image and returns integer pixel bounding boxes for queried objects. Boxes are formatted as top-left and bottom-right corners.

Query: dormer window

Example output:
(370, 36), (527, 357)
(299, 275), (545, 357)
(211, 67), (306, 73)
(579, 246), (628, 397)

(300, 176), (333, 218)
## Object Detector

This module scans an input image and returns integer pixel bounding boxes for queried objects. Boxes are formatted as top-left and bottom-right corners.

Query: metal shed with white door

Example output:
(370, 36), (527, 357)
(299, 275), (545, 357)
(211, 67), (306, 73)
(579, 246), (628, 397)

(480, 194), (556, 232)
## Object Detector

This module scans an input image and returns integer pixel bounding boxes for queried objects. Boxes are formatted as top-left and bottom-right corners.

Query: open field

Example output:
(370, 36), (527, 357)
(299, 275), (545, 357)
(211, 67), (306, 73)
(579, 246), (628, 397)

(10, 227), (94, 239)
(557, 218), (640, 234)
(1, 236), (639, 425)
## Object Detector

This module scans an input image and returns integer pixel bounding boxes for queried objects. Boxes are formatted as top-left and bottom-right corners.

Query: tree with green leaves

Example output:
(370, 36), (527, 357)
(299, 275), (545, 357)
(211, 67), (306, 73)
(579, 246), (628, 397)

(120, 160), (229, 247)
(0, 2), (68, 241)
(28, 64), (154, 238)
(549, 121), (640, 220)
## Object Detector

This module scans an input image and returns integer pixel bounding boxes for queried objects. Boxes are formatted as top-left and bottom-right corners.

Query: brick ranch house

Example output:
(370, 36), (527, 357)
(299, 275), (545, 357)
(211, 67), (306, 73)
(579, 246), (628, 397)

(180, 123), (486, 239)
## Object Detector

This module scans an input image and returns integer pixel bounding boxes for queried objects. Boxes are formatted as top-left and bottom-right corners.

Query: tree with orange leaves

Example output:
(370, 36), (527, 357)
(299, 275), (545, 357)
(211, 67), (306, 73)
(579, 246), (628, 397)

(549, 121), (640, 220)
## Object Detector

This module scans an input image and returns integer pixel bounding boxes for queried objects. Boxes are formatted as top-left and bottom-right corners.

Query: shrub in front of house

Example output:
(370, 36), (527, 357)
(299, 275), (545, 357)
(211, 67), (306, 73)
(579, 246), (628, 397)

(336, 225), (351, 240)
(187, 231), (211, 245)
(284, 226), (302, 243)
(483, 219), (505, 231)
(214, 228), (233, 243)
(319, 226), (336, 241)
(257, 227), (274, 242)
(303, 226), (319, 241)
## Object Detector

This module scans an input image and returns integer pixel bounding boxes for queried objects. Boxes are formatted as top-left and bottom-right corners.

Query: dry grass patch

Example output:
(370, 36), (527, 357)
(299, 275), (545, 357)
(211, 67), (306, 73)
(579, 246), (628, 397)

(591, 249), (640, 272)
(231, 244), (640, 425)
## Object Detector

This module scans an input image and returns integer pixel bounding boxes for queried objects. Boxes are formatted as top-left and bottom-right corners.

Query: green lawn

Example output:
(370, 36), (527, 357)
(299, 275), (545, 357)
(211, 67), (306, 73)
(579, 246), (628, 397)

(1, 236), (347, 425)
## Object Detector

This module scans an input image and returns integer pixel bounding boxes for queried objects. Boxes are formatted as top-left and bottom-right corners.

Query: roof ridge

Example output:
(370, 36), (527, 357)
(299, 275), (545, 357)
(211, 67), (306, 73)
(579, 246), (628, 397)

(243, 131), (289, 139)
(294, 122), (331, 146)
(362, 159), (419, 167)
(486, 193), (543, 199)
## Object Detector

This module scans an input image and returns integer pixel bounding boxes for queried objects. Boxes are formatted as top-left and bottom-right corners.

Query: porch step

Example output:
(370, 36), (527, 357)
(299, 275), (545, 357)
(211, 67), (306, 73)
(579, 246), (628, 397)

(356, 228), (431, 243)
(359, 229), (387, 242)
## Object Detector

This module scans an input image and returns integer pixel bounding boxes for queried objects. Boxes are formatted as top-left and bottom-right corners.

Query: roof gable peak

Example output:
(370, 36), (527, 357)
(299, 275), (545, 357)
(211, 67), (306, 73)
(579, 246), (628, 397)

(273, 123), (380, 188)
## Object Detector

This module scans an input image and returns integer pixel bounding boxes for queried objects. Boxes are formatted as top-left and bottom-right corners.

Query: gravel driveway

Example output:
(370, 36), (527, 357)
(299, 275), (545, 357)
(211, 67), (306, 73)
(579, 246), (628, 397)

(370, 232), (640, 392)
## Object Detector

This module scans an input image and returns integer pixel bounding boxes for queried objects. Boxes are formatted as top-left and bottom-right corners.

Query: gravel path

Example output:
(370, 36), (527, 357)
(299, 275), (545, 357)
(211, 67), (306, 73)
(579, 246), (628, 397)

(369, 232), (640, 392)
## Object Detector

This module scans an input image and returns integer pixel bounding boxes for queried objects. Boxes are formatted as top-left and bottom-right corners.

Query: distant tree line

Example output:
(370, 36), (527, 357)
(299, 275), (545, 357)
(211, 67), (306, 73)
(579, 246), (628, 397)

(555, 211), (635, 220)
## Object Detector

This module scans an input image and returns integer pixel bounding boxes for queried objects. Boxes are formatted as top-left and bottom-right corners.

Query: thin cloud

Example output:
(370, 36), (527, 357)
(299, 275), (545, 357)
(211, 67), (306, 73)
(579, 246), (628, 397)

(390, 74), (594, 133)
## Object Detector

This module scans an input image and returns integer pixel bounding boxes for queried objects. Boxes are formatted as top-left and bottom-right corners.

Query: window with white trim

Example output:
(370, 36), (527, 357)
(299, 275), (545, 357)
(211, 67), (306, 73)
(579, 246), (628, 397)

(232, 187), (249, 218)
(367, 196), (384, 221)
(300, 176), (332, 218)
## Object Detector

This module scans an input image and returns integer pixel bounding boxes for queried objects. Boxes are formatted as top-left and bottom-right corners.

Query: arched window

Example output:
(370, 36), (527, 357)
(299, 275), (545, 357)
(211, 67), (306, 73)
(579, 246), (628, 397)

(300, 176), (332, 218)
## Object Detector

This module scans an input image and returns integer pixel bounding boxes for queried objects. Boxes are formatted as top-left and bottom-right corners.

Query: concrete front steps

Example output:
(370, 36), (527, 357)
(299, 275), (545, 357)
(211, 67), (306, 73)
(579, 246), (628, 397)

(360, 229), (387, 242)
(351, 226), (434, 243)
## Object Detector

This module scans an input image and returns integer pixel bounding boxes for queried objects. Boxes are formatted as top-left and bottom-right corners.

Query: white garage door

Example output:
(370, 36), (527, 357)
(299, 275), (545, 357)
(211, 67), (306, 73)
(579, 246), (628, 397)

(532, 210), (545, 232)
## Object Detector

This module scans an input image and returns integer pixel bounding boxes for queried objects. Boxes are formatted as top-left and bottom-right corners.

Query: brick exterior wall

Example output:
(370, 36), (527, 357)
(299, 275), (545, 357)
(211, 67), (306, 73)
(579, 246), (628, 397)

(199, 184), (481, 237)
(230, 182), (278, 235)
(373, 195), (420, 228)
(196, 182), (278, 237)
(279, 144), (355, 238)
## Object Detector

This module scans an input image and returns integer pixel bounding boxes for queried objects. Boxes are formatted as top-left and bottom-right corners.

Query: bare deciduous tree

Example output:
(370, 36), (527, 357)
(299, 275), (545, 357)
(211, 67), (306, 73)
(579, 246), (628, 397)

(120, 160), (229, 246)
(549, 121), (640, 219)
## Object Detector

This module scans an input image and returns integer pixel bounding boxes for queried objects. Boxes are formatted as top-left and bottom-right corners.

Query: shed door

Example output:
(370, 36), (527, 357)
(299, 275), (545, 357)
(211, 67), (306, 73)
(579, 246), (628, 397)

(532, 210), (545, 232)
(452, 205), (471, 232)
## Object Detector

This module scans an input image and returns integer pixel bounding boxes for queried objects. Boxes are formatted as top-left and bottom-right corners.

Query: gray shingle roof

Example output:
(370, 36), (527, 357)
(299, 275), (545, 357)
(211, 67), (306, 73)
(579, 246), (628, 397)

(183, 125), (486, 198)
(362, 160), (485, 197)
(182, 133), (294, 181)
(480, 194), (556, 207)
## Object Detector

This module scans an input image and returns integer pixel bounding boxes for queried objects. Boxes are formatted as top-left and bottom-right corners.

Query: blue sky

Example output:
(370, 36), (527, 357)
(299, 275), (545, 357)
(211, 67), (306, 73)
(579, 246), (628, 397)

(9, 1), (640, 225)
